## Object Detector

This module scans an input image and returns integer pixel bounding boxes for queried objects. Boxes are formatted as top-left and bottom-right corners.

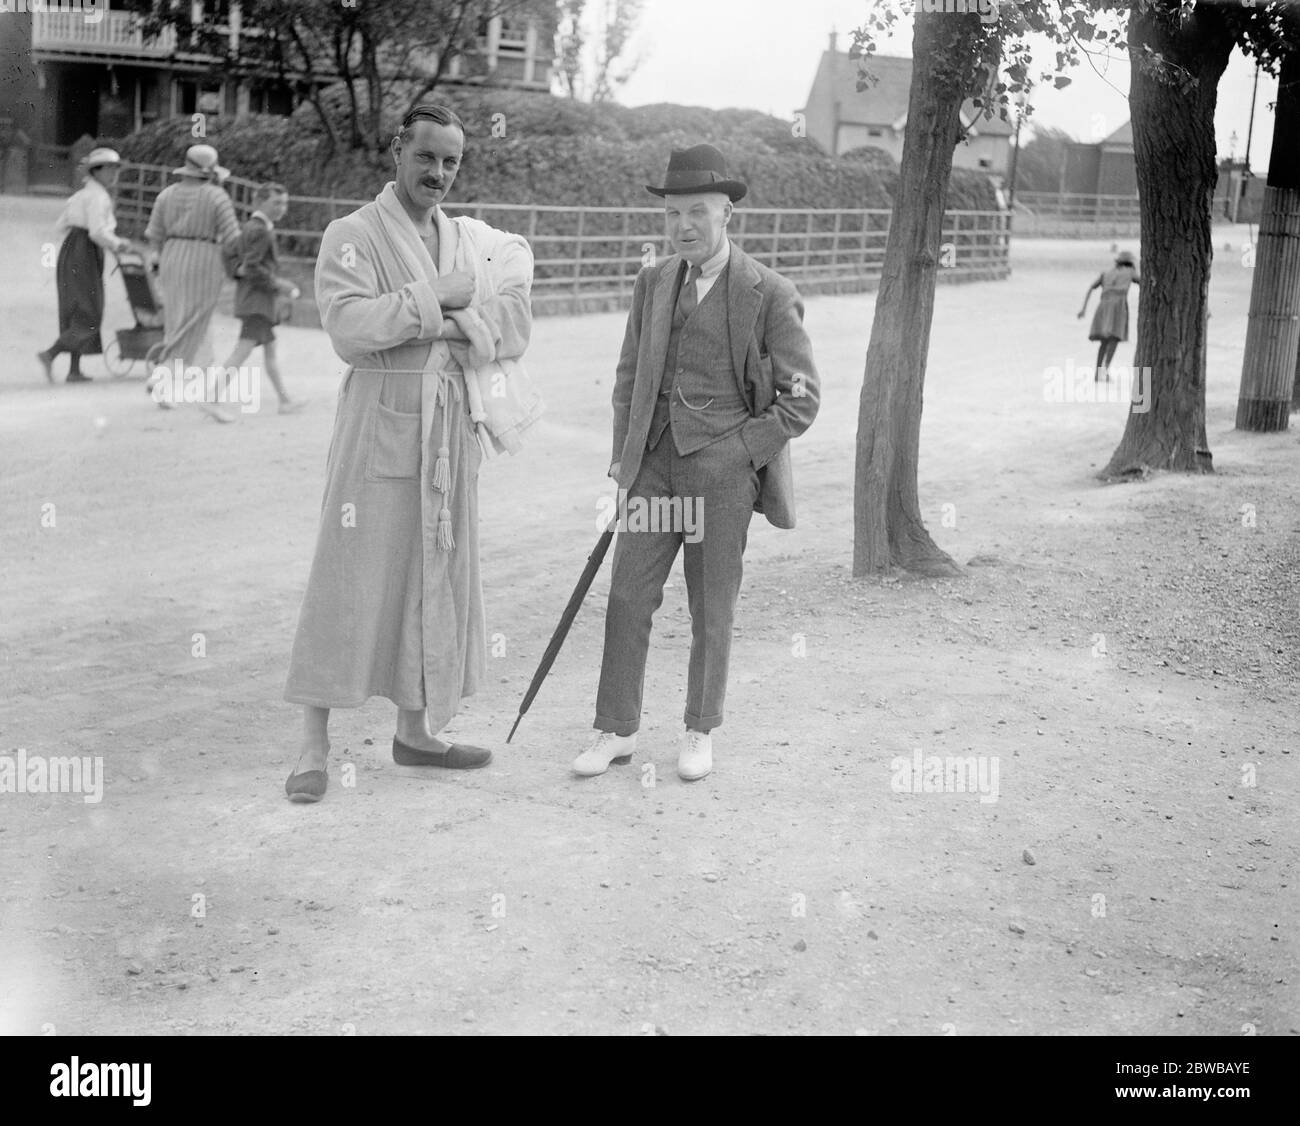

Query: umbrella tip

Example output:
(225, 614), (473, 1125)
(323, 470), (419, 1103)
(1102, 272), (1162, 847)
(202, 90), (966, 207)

(506, 716), (520, 744)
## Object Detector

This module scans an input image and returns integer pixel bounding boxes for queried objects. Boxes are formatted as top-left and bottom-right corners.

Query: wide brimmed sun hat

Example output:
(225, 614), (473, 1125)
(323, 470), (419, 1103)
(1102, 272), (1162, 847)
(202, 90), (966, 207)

(85, 147), (121, 170)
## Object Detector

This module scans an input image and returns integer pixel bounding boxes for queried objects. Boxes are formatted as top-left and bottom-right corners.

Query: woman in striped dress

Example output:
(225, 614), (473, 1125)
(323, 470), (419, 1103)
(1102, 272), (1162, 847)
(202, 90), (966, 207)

(1078, 250), (1140, 381)
(143, 144), (241, 406)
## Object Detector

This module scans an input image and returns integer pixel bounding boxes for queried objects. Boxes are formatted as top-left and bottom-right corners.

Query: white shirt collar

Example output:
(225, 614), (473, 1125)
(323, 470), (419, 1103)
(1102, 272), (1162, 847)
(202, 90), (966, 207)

(251, 210), (274, 231)
(694, 237), (730, 279)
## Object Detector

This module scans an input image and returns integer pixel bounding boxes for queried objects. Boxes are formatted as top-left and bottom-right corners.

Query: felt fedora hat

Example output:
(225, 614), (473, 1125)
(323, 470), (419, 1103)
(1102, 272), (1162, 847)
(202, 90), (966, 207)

(646, 143), (747, 202)
(173, 143), (229, 180)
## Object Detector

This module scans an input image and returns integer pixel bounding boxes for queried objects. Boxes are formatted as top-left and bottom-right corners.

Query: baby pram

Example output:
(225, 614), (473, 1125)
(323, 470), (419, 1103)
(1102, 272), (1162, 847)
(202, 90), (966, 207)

(104, 250), (165, 377)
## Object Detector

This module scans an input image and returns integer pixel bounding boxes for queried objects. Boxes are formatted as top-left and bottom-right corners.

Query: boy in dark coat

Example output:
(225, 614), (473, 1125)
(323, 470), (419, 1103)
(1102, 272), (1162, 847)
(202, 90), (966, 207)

(203, 182), (304, 422)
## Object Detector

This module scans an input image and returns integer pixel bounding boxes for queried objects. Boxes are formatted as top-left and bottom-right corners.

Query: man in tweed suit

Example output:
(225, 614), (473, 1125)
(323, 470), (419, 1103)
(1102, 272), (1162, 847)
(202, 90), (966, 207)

(573, 144), (820, 782)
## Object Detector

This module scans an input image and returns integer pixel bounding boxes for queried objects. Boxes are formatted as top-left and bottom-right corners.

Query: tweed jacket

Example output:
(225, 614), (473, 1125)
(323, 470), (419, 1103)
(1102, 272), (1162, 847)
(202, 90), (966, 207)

(610, 240), (820, 528)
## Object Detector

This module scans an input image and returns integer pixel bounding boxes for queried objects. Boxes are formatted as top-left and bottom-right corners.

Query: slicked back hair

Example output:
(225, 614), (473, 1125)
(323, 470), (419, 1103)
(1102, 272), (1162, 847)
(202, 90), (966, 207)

(398, 104), (467, 145)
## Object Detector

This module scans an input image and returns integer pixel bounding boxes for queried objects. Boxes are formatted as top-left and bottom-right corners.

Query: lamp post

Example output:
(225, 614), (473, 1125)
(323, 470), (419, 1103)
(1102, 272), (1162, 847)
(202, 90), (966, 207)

(1006, 89), (1027, 216)
(1240, 63), (1261, 223)
(1244, 63), (1260, 173)
(1002, 87), (1030, 255)
(1003, 107), (1024, 217)
(1225, 131), (1238, 220)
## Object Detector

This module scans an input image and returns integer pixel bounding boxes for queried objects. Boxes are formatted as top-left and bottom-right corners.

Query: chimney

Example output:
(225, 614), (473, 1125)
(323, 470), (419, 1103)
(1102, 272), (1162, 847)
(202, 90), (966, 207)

(829, 28), (838, 53)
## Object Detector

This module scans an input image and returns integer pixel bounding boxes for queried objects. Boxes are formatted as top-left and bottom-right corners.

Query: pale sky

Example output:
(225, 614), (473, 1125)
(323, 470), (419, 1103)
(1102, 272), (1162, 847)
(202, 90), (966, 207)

(618, 0), (1278, 172)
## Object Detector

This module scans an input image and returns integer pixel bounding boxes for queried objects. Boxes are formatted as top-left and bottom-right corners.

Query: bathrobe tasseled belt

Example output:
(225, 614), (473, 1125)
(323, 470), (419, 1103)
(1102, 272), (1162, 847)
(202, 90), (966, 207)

(352, 366), (467, 553)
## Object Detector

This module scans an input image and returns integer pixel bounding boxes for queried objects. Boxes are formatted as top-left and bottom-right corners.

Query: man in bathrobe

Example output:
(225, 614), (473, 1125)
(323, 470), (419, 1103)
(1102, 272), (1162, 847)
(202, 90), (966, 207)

(282, 104), (535, 803)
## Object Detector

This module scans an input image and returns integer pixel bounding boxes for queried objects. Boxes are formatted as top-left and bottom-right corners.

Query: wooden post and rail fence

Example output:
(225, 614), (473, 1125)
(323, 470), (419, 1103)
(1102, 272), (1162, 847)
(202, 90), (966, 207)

(105, 162), (1014, 320)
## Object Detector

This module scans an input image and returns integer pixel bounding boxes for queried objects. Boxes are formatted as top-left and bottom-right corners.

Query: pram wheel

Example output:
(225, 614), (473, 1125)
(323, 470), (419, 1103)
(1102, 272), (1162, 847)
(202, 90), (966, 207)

(104, 336), (134, 378)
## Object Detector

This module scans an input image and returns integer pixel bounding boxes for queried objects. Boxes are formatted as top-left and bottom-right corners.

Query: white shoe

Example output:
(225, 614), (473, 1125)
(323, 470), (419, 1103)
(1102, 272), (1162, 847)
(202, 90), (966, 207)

(572, 731), (637, 777)
(677, 730), (712, 781)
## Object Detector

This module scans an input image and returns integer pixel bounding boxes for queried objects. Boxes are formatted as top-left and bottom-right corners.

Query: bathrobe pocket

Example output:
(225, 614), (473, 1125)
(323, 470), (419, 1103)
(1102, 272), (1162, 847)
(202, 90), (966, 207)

(367, 402), (423, 481)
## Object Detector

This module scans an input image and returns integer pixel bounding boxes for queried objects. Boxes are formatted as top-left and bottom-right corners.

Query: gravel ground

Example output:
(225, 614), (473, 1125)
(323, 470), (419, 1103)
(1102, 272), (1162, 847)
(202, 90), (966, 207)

(1, 196), (1294, 1036)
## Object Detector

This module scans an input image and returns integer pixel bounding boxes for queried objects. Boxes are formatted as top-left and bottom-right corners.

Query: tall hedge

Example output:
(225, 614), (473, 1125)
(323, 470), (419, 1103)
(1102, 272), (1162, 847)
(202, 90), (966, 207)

(113, 86), (999, 215)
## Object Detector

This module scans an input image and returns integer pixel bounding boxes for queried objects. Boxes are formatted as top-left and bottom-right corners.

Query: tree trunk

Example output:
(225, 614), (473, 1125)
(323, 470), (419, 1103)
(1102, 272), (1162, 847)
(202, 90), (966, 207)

(1100, 1), (1231, 479)
(284, 20), (338, 154)
(1237, 44), (1300, 430)
(335, 27), (363, 151)
(363, 34), (383, 148)
(403, 3), (469, 122)
(852, 10), (980, 578)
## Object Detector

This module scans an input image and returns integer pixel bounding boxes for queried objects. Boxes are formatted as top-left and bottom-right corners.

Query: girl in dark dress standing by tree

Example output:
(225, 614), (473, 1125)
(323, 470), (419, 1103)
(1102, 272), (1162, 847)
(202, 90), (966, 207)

(1078, 250), (1140, 381)
(37, 148), (134, 383)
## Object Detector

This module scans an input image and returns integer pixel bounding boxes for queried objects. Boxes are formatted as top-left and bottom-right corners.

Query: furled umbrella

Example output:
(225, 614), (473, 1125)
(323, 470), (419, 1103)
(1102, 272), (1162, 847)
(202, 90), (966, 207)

(506, 518), (617, 742)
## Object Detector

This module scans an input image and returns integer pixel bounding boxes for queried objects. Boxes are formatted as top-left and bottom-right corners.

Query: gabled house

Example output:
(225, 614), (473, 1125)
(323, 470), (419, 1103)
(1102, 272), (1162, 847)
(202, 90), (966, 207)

(1062, 120), (1137, 196)
(800, 37), (1014, 176)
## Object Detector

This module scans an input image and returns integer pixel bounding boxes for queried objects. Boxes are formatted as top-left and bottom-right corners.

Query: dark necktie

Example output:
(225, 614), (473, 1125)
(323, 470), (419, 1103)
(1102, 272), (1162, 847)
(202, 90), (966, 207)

(679, 264), (702, 316)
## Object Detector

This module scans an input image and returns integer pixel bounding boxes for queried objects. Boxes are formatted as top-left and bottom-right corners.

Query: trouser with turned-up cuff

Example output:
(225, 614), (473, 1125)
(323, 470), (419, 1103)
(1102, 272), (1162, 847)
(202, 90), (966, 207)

(593, 427), (760, 735)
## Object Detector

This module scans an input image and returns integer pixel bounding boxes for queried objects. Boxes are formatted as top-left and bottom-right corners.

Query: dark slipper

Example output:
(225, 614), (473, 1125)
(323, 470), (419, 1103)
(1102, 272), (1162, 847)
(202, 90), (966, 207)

(392, 737), (492, 769)
(285, 768), (327, 802)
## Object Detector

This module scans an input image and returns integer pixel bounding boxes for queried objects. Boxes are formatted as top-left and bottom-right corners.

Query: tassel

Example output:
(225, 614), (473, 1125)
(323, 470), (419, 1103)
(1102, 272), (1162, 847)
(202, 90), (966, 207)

(433, 445), (450, 492)
(430, 370), (456, 551)
(432, 369), (452, 493)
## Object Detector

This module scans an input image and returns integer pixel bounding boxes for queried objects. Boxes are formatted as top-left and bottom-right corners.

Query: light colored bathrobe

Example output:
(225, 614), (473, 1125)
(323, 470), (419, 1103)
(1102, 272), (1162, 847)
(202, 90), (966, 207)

(284, 183), (534, 727)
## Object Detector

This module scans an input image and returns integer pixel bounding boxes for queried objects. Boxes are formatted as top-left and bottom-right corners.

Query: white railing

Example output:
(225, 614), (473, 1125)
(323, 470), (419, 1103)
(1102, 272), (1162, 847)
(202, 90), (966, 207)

(31, 9), (176, 57)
